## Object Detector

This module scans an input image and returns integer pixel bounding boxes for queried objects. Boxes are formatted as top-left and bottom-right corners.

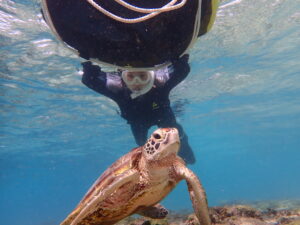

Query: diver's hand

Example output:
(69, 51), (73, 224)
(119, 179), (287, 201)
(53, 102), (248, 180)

(171, 54), (190, 74)
(81, 61), (102, 76)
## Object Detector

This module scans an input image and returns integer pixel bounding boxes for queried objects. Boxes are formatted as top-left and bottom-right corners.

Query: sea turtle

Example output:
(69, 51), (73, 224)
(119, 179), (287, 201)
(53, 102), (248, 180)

(61, 128), (211, 225)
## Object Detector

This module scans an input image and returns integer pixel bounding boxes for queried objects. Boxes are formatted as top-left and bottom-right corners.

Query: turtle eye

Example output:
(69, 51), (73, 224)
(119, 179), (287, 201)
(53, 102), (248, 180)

(153, 133), (161, 140)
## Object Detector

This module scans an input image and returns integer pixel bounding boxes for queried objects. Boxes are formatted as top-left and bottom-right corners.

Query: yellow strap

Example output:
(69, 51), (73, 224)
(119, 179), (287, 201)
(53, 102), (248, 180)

(206, 0), (219, 32)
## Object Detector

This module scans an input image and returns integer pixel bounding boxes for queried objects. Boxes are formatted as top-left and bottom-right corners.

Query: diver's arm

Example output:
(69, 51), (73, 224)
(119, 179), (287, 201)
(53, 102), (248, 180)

(165, 54), (190, 90)
(81, 62), (114, 97)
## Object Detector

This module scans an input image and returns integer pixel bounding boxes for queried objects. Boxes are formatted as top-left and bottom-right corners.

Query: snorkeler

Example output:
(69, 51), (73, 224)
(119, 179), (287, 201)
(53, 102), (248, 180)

(81, 55), (195, 164)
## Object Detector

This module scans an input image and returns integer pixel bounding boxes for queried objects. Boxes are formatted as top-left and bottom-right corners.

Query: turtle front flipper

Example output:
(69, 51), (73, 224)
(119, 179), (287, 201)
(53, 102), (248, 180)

(137, 203), (168, 219)
(61, 169), (139, 225)
(174, 164), (211, 225)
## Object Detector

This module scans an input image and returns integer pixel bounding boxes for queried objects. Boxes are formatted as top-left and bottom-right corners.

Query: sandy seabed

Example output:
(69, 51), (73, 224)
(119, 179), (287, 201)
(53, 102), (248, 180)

(116, 200), (300, 225)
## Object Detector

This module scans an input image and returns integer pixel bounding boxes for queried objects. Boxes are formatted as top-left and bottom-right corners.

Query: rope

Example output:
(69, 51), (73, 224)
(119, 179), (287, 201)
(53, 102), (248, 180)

(86, 0), (187, 23)
(84, 0), (202, 70)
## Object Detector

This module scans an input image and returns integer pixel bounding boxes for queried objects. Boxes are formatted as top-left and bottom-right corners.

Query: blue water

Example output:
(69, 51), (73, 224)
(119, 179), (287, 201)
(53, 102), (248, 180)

(1, 0), (300, 224)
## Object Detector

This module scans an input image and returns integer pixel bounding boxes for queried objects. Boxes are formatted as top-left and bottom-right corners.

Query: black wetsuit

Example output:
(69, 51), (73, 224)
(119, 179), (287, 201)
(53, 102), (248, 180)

(81, 56), (195, 164)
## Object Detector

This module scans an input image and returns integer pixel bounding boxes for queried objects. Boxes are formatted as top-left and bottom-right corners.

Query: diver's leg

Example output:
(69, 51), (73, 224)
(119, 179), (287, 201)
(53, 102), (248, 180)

(158, 114), (196, 164)
(173, 123), (196, 164)
(130, 122), (149, 146)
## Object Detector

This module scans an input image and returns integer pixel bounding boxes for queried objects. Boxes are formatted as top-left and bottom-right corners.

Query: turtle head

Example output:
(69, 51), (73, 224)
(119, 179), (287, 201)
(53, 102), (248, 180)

(142, 128), (180, 161)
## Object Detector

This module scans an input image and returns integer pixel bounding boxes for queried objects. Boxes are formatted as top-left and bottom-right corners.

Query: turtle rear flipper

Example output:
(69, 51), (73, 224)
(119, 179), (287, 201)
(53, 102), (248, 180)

(137, 203), (168, 219)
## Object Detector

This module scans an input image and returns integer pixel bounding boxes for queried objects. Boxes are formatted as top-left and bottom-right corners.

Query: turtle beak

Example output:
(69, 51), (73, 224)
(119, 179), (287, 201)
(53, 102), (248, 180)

(166, 128), (180, 154)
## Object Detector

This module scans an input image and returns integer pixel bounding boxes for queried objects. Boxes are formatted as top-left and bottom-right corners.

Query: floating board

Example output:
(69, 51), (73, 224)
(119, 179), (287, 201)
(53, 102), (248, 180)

(41, 0), (218, 69)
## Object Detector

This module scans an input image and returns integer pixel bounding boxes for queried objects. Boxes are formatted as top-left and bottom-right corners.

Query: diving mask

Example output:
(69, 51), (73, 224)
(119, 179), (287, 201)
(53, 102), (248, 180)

(122, 71), (154, 85)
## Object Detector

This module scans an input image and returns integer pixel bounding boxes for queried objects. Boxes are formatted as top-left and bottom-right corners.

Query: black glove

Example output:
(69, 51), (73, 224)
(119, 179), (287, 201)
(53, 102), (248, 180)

(171, 54), (190, 74)
(81, 61), (102, 76)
